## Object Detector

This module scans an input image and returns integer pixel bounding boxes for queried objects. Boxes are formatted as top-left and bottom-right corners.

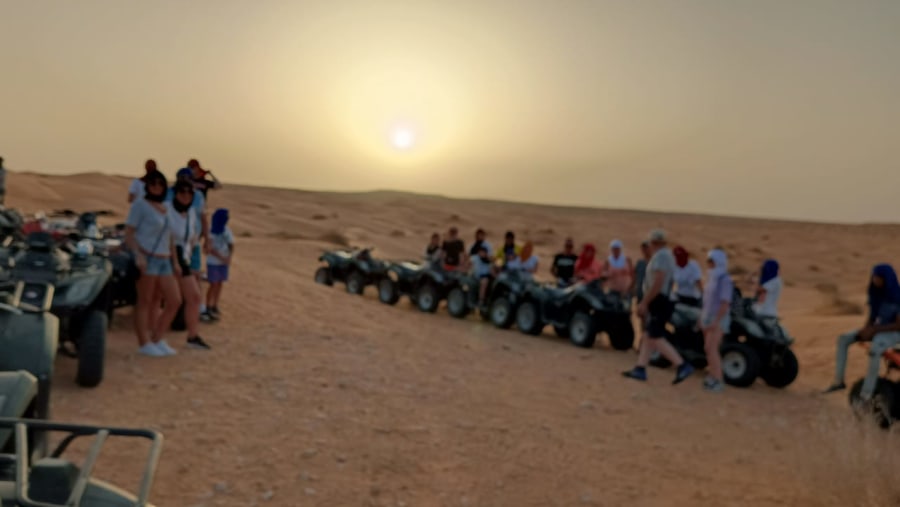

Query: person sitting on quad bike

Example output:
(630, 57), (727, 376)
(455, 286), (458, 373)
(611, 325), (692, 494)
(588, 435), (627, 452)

(824, 263), (900, 398)
(551, 237), (578, 287)
(603, 239), (634, 295)
(424, 233), (442, 266)
(469, 244), (494, 308)
(753, 259), (783, 319)
(673, 245), (703, 307)
(494, 230), (521, 270)
(440, 226), (466, 271)
(698, 249), (735, 393)
(505, 241), (539, 280)
(574, 243), (602, 284)
(469, 228), (493, 257)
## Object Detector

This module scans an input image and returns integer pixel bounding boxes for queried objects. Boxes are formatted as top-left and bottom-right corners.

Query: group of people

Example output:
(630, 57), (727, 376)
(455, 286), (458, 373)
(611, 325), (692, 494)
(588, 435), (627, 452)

(423, 226), (786, 393)
(124, 159), (234, 357)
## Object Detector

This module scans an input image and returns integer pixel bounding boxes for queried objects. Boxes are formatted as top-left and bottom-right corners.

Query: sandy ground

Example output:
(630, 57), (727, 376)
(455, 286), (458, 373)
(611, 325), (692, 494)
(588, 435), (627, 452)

(5, 172), (900, 506)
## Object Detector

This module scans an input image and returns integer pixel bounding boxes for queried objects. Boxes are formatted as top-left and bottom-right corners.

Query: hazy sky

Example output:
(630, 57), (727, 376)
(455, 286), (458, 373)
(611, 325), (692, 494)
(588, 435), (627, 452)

(2, 0), (898, 222)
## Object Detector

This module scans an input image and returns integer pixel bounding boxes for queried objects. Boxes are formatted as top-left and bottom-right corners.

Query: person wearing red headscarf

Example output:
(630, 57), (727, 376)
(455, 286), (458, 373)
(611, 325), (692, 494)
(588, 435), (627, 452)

(574, 243), (603, 283)
(672, 245), (703, 306)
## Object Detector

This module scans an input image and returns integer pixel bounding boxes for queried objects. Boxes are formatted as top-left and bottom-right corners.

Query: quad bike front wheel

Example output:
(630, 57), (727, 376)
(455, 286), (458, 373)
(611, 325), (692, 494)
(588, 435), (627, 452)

(378, 278), (400, 305)
(447, 287), (470, 318)
(568, 311), (597, 348)
(605, 314), (635, 351)
(314, 267), (333, 286)
(416, 283), (441, 313)
(720, 342), (760, 388)
(489, 297), (516, 329)
(75, 310), (107, 388)
(849, 378), (899, 429)
(515, 300), (544, 336)
(760, 348), (799, 388)
(346, 270), (366, 295)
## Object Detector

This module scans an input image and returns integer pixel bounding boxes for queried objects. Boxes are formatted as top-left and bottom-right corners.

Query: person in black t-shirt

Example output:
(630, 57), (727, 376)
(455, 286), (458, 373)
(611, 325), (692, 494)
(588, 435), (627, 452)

(551, 237), (578, 287)
(441, 227), (466, 270)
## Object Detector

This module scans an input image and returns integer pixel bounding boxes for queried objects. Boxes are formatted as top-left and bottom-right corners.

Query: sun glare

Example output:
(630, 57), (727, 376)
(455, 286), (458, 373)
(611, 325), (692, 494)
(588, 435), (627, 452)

(391, 127), (415, 150)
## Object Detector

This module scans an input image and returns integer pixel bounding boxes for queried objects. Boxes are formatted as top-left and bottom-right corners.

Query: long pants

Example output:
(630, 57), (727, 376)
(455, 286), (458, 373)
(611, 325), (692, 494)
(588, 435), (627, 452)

(834, 330), (900, 398)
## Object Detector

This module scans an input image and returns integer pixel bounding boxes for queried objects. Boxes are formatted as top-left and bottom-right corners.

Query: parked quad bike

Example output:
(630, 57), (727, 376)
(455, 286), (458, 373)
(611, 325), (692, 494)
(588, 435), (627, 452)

(0, 372), (164, 506)
(1, 231), (112, 388)
(314, 247), (389, 296)
(847, 346), (900, 430)
(514, 279), (635, 350)
(485, 270), (541, 330)
(384, 262), (469, 313)
(651, 289), (799, 388)
(444, 272), (493, 321)
(376, 260), (427, 307)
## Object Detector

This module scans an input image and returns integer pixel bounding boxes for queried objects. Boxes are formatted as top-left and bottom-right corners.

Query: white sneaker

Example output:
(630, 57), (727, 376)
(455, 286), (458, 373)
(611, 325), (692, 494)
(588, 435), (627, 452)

(138, 343), (166, 357)
(156, 340), (178, 356)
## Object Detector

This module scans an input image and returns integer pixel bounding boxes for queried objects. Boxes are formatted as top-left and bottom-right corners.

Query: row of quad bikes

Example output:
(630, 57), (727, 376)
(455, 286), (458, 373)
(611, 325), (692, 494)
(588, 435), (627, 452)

(314, 247), (900, 428)
(0, 209), (164, 505)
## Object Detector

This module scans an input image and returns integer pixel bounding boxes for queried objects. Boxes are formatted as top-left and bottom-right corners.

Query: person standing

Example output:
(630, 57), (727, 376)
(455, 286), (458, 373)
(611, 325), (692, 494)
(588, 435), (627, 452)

(753, 259), (782, 318)
(204, 209), (234, 321)
(128, 159), (158, 203)
(187, 159), (222, 198)
(699, 249), (734, 392)
(623, 229), (695, 383)
(633, 241), (651, 303)
(551, 238), (578, 287)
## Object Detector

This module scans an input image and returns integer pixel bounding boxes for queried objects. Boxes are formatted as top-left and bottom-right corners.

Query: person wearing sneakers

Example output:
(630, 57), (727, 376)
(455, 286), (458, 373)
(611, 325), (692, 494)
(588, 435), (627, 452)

(623, 229), (695, 383)
(823, 264), (900, 400)
(699, 249), (734, 392)
(125, 170), (181, 357)
(203, 209), (234, 322)
(167, 179), (212, 350)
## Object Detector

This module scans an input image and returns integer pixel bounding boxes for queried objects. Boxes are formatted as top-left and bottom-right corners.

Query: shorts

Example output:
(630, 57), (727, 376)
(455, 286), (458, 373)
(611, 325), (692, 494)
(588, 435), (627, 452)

(644, 295), (674, 338)
(702, 314), (731, 334)
(207, 264), (229, 283)
(145, 256), (173, 277)
(191, 244), (202, 271)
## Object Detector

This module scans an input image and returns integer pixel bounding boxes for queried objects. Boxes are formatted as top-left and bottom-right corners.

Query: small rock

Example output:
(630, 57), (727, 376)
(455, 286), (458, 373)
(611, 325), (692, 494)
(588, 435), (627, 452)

(501, 344), (511, 351)
(302, 448), (318, 458)
(336, 454), (347, 463)
(581, 492), (593, 503)
(304, 488), (317, 496)
(261, 490), (274, 501)
(180, 371), (194, 381)
(579, 401), (594, 410)
(273, 390), (288, 401)
(214, 481), (228, 493)
(370, 485), (381, 496)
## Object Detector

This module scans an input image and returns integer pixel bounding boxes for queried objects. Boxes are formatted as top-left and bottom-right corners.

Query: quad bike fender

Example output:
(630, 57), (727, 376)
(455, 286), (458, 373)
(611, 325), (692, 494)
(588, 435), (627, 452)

(0, 312), (59, 380)
(733, 317), (764, 340)
(55, 261), (113, 311)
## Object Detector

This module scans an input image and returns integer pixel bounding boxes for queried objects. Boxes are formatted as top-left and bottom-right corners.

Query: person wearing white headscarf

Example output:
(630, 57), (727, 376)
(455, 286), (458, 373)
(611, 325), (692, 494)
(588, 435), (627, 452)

(603, 239), (633, 294)
(700, 249), (734, 392)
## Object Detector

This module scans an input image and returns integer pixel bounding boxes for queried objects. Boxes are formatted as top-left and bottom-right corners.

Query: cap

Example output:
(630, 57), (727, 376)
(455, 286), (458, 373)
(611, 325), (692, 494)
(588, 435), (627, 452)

(610, 239), (623, 249)
(647, 229), (666, 243)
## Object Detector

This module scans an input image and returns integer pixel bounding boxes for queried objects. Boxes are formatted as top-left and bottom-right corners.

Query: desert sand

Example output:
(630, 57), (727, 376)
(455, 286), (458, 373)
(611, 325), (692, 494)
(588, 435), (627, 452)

(4, 172), (900, 506)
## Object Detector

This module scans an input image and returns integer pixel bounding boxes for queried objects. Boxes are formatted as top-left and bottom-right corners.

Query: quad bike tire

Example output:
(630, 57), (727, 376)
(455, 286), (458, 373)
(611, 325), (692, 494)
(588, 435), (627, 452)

(515, 300), (544, 336)
(605, 314), (635, 351)
(346, 270), (366, 295)
(314, 267), (333, 286)
(378, 278), (400, 305)
(489, 297), (516, 329)
(760, 348), (799, 388)
(75, 310), (107, 388)
(568, 311), (597, 348)
(849, 378), (899, 429)
(553, 325), (569, 339)
(416, 283), (441, 313)
(447, 287), (470, 318)
(720, 342), (760, 388)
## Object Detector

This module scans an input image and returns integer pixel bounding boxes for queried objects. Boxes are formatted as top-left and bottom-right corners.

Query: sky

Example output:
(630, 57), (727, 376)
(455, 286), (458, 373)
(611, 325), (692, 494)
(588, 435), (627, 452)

(1, 0), (898, 223)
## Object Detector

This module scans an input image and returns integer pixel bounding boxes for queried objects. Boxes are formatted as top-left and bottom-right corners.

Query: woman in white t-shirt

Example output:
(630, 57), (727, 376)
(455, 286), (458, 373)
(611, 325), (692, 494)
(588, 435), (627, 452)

(128, 159), (157, 203)
(753, 259), (782, 318)
(507, 241), (539, 280)
(672, 245), (703, 306)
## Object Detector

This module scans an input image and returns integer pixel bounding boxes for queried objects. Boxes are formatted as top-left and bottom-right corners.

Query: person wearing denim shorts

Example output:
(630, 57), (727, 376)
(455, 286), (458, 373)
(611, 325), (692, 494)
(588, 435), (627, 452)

(700, 249), (734, 392)
(204, 208), (233, 321)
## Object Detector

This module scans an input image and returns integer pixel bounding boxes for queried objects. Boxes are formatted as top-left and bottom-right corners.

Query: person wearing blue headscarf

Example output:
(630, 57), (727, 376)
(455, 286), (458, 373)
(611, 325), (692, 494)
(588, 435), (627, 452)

(204, 208), (233, 322)
(753, 259), (782, 318)
(824, 264), (900, 399)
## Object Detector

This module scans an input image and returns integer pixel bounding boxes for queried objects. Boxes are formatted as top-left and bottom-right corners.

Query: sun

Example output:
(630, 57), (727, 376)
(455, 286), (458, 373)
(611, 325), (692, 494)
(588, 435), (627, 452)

(390, 127), (416, 150)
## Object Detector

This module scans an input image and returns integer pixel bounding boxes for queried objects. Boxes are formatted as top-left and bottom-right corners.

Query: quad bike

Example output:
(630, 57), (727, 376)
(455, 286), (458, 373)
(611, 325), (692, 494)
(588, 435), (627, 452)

(376, 260), (427, 307)
(444, 273), (493, 321)
(391, 263), (469, 313)
(314, 247), (389, 296)
(848, 346), (900, 430)
(514, 279), (635, 350)
(485, 270), (541, 329)
(0, 279), (58, 457)
(0, 372), (164, 506)
(1, 231), (112, 388)
(651, 288), (799, 388)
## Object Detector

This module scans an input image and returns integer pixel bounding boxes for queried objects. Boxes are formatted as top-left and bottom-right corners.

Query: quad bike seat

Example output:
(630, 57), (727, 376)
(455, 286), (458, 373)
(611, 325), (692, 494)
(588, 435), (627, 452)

(0, 371), (38, 450)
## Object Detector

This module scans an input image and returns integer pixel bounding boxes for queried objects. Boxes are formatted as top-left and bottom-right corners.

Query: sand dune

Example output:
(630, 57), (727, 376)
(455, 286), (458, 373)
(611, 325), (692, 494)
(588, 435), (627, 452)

(5, 171), (900, 506)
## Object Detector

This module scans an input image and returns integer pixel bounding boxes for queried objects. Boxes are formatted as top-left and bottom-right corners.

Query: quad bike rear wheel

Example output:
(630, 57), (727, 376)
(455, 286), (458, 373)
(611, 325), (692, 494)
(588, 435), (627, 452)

(489, 296), (516, 329)
(314, 267), (333, 286)
(346, 270), (366, 295)
(515, 301), (544, 336)
(568, 311), (597, 348)
(760, 348), (799, 388)
(416, 283), (440, 313)
(447, 287), (470, 318)
(720, 342), (760, 387)
(605, 314), (635, 351)
(378, 278), (400, 305)
(75, 310), (107, 388)
(849, 378), (899, 430)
